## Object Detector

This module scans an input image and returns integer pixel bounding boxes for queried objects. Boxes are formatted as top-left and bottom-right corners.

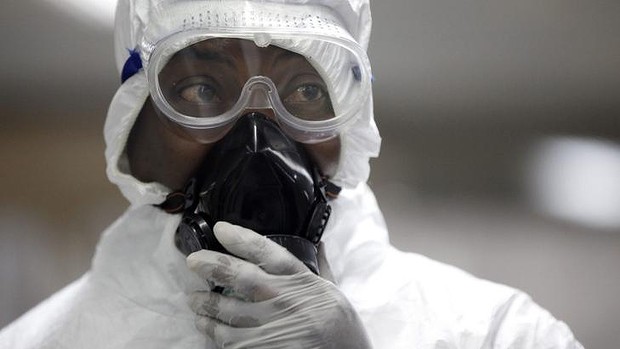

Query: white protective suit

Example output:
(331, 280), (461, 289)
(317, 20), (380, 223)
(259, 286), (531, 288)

(0, 0), (583, 348)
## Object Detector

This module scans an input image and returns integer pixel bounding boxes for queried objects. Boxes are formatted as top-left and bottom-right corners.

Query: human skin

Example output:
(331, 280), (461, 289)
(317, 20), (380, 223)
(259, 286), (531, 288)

(126, 39), (340, 190)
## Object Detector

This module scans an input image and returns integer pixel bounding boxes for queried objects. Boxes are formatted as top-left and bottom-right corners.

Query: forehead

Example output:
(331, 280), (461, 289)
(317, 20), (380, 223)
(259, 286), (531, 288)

(191, 38), (283, 56)
(167, 38), (311, 71)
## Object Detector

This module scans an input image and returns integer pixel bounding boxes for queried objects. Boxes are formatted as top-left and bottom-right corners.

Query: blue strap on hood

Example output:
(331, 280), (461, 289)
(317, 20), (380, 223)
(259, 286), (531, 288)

(121, 48), (143, 83)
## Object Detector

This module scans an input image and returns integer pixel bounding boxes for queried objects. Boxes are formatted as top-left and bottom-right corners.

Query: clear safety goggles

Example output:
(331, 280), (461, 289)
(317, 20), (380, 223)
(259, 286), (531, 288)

(145, 30), (371, 144)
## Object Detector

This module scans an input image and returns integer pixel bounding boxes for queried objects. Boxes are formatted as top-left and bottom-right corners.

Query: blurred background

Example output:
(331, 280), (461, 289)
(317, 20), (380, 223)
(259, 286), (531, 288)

(1, 0), (619, 347)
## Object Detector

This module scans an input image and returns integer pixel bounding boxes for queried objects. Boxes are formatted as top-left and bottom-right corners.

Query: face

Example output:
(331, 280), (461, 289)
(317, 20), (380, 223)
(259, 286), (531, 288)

(127, 39), (341, 190)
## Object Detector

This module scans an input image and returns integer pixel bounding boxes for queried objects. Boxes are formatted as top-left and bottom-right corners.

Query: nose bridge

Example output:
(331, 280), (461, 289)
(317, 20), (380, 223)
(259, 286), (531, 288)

(241, 76), (279, 120)
(246, 83), (272, 109)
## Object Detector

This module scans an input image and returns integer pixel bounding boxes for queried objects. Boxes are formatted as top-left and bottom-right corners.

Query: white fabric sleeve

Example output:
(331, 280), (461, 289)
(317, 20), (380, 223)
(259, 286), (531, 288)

(486, 292), (583, 349)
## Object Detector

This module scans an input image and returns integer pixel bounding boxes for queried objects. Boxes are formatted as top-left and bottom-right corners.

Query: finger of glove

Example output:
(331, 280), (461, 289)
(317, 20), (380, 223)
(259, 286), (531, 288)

(195, 315), (238, 348)
(189, 291), (277, 328)
(196, 315), (274, 349)
(213, 221), (308, 275)
(187, 250), (277, 301)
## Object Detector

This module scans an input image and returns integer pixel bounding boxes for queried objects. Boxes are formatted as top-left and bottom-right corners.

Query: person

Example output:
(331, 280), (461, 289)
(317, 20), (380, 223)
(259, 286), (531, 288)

(0, 0), (583, 348)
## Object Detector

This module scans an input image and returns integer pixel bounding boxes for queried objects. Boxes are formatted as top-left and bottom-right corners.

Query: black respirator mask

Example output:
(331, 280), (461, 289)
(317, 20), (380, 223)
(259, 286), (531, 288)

(172, 113), (332, 274)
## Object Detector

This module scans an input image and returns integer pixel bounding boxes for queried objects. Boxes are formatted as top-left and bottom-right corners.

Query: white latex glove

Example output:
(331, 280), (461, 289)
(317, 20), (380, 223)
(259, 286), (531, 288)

(186, 221), (372, 349)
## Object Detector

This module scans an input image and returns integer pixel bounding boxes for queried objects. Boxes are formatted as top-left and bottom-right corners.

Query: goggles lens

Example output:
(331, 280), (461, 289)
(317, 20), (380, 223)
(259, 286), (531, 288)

(148, 35), (370, 143)
(158, 39), (335, 121)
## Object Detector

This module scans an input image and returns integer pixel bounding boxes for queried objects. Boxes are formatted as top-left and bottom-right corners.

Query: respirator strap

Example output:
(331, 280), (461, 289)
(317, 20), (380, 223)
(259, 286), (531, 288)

(156, 191), (186, 214)
(324, 180), (342, 199)
(156, 176), (201, 214)
(158, 179), (340, 214)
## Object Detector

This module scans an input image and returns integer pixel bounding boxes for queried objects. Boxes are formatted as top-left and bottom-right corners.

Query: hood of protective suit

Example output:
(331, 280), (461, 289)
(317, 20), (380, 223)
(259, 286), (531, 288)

(106, 0), (381, 207)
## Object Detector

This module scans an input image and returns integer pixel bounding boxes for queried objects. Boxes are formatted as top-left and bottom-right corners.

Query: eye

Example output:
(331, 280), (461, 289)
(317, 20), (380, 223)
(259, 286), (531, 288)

(178, 83), (221, 104)
(281, 81), (335, 120)
(284, 84), (326, 103)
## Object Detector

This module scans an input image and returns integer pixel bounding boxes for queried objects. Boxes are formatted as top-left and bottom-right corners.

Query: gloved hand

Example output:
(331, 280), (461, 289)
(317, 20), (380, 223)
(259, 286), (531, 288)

(186, 221), (372, 349)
